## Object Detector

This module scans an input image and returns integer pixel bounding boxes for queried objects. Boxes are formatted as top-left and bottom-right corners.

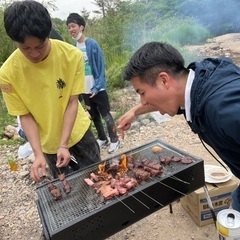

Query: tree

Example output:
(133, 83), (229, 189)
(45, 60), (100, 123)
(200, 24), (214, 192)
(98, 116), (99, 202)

(92, 0), (127, 17)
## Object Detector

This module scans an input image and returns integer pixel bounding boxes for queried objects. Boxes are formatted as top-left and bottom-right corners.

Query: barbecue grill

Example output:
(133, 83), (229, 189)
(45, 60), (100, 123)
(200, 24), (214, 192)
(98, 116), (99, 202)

(36, 139), (205, 240)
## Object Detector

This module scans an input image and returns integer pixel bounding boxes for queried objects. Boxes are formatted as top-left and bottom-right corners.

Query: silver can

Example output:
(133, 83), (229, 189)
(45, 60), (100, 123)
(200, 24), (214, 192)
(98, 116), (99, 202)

(217, 209), (240, 240)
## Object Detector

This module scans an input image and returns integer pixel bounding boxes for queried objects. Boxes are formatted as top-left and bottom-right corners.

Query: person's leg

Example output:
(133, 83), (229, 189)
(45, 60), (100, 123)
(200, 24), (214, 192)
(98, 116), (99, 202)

(82, 93), (107, 141)
(231, 185), (240, 212)
(94, 91), (118, 143)
(70, 127), (101, 168)
(18, 129), (28, 141)
(93, 91), (120, 154)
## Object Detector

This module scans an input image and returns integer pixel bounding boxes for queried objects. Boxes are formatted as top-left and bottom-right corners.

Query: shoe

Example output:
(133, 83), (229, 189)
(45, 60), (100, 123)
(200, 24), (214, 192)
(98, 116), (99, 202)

(97, 139), (108, 148)
(108, 141), (120, 154)
(18, 142), (33, 159)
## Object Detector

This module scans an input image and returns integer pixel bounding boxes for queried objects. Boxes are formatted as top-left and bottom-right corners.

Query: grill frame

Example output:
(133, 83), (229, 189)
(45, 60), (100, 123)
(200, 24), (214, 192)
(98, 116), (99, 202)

(36, 139), (205, 240)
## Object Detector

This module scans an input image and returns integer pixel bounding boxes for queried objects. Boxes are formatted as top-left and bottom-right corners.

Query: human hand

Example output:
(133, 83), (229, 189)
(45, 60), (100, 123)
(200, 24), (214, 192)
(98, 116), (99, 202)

(117, 111), (135, 140)
(30, 155), (47, 182)
(89, 92), (96, 98)
(56, 147), (71, 168)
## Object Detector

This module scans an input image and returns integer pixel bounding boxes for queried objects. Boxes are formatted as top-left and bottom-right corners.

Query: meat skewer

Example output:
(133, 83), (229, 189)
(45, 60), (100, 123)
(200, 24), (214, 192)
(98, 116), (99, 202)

(48, 182), (62, 201)
(58, 173), (71, 194)
(140, 190), (164, 206)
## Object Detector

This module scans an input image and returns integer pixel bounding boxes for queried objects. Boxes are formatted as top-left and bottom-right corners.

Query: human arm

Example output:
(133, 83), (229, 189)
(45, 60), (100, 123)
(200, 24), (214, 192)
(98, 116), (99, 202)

(56, 95), (79, 168)
(20, 113), (47, 182)
(117, 104), (158, 139)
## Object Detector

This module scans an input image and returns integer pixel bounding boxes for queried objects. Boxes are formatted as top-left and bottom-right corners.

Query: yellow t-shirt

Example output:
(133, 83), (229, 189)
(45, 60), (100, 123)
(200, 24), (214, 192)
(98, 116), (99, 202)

(0, 39), (90, 153)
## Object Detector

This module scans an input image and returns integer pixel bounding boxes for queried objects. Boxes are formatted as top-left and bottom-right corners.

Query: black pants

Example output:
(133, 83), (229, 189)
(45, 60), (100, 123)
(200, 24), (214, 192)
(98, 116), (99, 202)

(44, 128), (101, 178)
(81, 91), (118, 143)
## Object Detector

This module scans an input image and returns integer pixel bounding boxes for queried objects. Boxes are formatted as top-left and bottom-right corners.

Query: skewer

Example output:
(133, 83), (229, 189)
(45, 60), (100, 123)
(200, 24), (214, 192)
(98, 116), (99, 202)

(169, 175), (190, 185)
(154, 179), (186, 196)
(140, 190), (164, 206)
(130, 194), (150, 209)
(116, 197), (135, 213)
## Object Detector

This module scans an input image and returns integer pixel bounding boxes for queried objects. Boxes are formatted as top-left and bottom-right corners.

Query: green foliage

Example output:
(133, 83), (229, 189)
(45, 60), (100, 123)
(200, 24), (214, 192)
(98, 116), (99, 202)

(106, 60), (125, 91)
(0, 8), (16, 65)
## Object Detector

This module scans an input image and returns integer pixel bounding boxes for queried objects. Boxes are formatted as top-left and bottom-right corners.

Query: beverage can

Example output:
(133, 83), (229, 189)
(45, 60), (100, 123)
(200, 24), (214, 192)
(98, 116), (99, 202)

(216, 209), (240, 240)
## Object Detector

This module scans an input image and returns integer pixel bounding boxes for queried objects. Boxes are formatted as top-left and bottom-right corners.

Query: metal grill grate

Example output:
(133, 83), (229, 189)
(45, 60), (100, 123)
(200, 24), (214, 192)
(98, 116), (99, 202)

(36, 139), (205, 240)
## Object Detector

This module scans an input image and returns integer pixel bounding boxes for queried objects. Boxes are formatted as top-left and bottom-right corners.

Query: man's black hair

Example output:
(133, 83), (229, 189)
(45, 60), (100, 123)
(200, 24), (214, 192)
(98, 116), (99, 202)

(4, 0), (52, 43)
(123, 42), (186, 85)
(66, 13), (86, 28)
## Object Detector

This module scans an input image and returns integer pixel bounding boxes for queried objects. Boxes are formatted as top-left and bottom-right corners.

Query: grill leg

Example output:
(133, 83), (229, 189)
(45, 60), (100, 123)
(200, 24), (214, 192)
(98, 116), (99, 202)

(169, 203), (173, 214)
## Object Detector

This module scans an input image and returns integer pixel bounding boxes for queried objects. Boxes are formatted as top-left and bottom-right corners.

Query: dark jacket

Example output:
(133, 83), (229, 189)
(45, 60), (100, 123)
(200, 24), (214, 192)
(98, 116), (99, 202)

(188, 57), (240, 178)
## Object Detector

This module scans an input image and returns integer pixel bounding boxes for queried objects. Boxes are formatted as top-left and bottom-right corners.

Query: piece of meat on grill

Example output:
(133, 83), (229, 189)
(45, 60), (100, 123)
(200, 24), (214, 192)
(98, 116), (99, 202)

(143, 166), (163, 176)
(171, 156), (182, 162)
(126, 155), (134, 169)
(48, 183), (62, 201)
(181, 156), (193, 164)
(84, 178), (95, 186)
(95, 180), (111, 193)
(110, 178), (127, 195)
(58, 173), (71, 194)
(124, 177), (138, 190)
(141, 158), (163, 170)
(99, 183), (120, 200)
(90, 172), (100, 182)
(132, 168), (151, 181)
(115, 181), (128, 195)
(159, 156), (173, 165)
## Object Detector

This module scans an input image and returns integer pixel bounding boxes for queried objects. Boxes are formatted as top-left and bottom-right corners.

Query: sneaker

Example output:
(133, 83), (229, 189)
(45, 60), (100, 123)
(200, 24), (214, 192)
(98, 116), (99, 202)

(97, 139), (108, 148)
(108, 141), (120, 154)
(18, 142), (33, 159)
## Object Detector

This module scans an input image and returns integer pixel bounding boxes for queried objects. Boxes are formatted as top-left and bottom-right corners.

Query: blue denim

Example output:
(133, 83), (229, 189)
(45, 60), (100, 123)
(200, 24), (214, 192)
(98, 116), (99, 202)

(18, 129), (28, 141)
(231, 185), (240, 212)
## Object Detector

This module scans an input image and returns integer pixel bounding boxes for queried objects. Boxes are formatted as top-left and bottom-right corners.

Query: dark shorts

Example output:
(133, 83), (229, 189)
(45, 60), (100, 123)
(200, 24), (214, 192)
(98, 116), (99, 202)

(44, 128), (101, 178)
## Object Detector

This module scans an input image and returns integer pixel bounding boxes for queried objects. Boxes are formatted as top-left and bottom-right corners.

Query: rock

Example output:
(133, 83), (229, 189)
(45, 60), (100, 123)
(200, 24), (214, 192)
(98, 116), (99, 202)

(141, 118), (150, 126)
(19, 170), (29, 178)
(4, 125), (17, 138)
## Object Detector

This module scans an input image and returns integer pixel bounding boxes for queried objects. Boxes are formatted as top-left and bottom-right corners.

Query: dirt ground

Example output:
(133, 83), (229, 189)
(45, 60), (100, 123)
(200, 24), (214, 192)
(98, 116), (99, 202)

(1, 33), (240, 240)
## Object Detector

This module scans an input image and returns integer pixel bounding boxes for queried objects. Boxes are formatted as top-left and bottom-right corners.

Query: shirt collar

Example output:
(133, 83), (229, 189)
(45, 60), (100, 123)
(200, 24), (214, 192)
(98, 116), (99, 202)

(185, 69), (195, 122)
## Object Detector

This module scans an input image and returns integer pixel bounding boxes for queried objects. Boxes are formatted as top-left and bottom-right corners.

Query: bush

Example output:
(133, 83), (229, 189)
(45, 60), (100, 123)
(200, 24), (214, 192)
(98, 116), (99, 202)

(0, 8), (16, 65)
(105, 50), (131, 92)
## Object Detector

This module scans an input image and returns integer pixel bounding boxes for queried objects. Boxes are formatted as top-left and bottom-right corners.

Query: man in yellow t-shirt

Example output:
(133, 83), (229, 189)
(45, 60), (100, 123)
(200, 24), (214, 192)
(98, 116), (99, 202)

(0, 1), (101, 182)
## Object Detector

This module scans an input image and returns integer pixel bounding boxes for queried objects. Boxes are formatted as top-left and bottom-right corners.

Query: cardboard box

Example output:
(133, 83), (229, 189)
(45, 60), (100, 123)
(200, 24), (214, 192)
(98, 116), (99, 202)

(180, 179), (238, 226)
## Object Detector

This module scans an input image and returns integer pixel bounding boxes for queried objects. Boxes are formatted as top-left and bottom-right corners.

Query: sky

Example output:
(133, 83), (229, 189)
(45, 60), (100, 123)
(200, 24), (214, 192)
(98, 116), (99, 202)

(50, 0), (99, 19)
